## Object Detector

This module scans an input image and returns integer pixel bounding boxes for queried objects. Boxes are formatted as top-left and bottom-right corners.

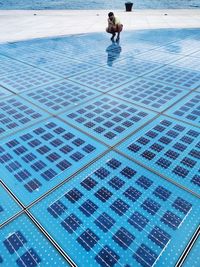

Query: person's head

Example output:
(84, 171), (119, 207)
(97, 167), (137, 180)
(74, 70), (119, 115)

(108, 12), (114, 20)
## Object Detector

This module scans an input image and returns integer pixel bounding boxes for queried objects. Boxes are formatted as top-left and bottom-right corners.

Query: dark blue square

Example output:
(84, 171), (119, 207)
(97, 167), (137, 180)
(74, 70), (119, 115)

(47, 200), (67, 218)
(121, 167), (136, 179)
(77, 229), (99, 251)
(136, 176), (153, 189)
(134, 244), (157, 267)
(173, 165), (189, 178)
(0, 205), (3, 212)
(65, 188), (83, 203)
(110, 198), (130, 216)
(153, 186), (171, 201)
(106, 158), (122, 169)
(161, 211), (182, 230)
(81, 176), (97, 190)
(95, 212), (115, 232)
(148, 226), (171, 248)
(57, 159), (72, 170)
(141, 198), (161, 215)
(46, 152), (60, 162)
(82, 144), (95, 153)
(60, 145), (73, 153)
(70, 152), (84, 161)
(14, 169), (30, 181)
(24, 179), (41, 192)
(123, 187), (142, 202)
(61, 213), (82, 233)
(16, 248), (41, 267)
(95, 246), (119, 267)
(95, 187), (112, 202)
(4, 231), (27, 254)
(79, 199), (98, 217)
(128, 212), (149, 231)
(108, 176), (125, 190)
(128, 143), (141, 153)
(172, 197), (192, 214)
(94, 167), (110, 179)
(191, 175), (200, 186)
(113, 227), (135, 250)
(142, 150), (156, 160)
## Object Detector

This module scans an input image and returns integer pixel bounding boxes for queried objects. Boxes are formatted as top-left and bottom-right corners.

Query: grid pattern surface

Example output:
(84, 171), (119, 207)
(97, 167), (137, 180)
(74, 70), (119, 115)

(117, 116), (200, 195)
(21, 80), (101, 114)
(0, 214), (68, 266)
(0, 185), (21, 225)
(0, 68), (60, 93)
(0, 29), (200, 267)
(165, 92), (200, 126)
(145, 65), (200, 90)
(110, 78), (188, 112)
(69, 67), (134, 92)
(0, 59), (32, 77)
(60, 95), (156, 145)
(0, 86), (12, 99)
(183, 236), (200, 267)
(30, 152), (200, 267)
(135, 50), (184, 64)
(38, 58), (99, 77)
(107, 58), (164, 76)
(0, 96), (49, 138)
(0, 118), (106, 204)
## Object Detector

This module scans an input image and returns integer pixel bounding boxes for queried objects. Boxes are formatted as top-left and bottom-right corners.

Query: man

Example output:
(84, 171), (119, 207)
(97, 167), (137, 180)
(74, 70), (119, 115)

(106, 12), (123, 42)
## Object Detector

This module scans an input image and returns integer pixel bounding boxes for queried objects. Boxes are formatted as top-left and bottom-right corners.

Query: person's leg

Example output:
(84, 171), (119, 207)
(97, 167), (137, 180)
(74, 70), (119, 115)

(116, 24), (123, 41)
(106, 26), (116, 41)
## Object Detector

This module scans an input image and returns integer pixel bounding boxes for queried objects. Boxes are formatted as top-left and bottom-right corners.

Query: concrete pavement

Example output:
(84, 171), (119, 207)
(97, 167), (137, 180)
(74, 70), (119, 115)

(0, 9), (200, 43)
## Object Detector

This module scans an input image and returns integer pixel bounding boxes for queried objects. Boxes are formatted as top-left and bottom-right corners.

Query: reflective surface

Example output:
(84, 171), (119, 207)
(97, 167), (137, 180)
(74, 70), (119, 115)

(0, 28), (200, 266)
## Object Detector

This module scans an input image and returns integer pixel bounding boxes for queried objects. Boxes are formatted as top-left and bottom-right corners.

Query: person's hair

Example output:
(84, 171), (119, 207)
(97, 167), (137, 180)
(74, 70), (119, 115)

(108, 12), (114, 17)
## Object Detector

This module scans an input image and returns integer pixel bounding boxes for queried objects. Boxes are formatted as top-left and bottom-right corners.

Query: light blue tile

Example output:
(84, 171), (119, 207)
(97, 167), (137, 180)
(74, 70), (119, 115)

(30, 151), (200, 267)
(0, 214), (68, 266)
(117, 116), (200, 196)
(59, 95), (156, 145)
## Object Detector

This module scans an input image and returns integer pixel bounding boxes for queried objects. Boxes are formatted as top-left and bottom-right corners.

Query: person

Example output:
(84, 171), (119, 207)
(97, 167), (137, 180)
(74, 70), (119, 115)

(106, 12), (123, 42)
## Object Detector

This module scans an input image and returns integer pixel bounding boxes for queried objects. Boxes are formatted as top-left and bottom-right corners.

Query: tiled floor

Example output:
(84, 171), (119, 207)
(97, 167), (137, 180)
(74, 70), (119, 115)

(0, 28), (200, 267)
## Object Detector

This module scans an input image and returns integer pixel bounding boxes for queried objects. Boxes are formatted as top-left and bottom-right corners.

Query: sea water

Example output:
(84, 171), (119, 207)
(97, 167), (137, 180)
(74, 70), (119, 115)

(0, 0), (200, 10)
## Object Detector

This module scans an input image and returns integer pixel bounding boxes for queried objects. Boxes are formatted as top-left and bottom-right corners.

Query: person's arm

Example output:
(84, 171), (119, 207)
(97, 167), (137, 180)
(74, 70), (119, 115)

(108, 18), (114, 26)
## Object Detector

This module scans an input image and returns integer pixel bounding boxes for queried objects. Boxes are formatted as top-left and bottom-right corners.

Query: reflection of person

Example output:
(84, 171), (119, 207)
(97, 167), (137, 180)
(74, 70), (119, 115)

(106, 12), (123, 42)
(106, 42), (122, 67)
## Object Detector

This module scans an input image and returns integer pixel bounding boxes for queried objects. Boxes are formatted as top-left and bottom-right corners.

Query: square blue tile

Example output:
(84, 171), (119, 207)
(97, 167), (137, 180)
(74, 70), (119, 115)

(110, 78), (188, 112)
(106, 57), (164, 76)
(0, 59), (32, 77)
(0, 117), (106, 205)
(68, 67), (135, 92)
(30, 151), (200, 267)
(155, 39), (200, 56)
(0, 86), (13, 99)
(144, 65), (200, 90)
(183, 236), (200, 267)
(165, 92), (200, 127)
(135, 50), (184, 64)
(169, 56), (200, 72)
(21, 80), (101, 115)
(59, 95), (156, 145)
(117, 116), (200, 196)
(37, 58), (99, 77)
(0, 95), (49, 139)
(190, 50), (200, 58)
(0, 214), (68, 266)
(0, 68), (61, 93)
(0, 184), (21, 225)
